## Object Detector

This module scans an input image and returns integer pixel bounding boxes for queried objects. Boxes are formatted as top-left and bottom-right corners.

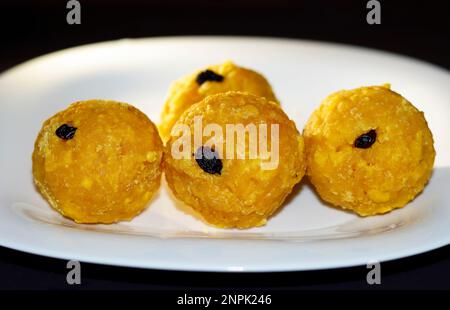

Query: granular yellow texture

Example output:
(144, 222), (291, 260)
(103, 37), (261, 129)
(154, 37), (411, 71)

(32, 99), (163, 223)
(159, 61), (278, 142)
(164, 91), (305, 229)
(303, 85), (435, 216)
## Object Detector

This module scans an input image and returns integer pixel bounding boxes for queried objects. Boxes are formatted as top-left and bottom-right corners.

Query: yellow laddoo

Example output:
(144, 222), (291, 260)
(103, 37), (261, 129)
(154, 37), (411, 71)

(32, 99), (163, 223)
(159, 61), (278, 141)
(164, 91), (305, 229)
(304, 85), (435, 216)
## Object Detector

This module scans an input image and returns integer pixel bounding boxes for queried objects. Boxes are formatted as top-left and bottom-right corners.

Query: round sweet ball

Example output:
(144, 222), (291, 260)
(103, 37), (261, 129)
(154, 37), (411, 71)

(159, 61), (279, 141)
(164, 91), (305, 229)
(303, 85), (435, 216)
(32, 99), (163, 223)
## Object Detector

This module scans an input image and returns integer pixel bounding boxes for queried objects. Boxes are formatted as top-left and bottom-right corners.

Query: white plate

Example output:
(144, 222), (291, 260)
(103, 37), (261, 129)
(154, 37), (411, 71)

(1, 36), (449, 272)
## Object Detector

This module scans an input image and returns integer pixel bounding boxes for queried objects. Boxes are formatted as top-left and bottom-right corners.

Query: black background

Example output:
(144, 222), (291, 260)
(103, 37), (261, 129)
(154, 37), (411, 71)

(1, 0), (450, 290)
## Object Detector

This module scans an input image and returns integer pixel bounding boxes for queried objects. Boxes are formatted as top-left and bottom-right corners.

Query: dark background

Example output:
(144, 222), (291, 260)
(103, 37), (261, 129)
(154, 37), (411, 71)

(1, 0), (450, 290)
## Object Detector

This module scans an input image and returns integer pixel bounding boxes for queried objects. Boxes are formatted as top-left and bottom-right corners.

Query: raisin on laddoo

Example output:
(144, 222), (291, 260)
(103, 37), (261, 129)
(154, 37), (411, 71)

(32, 100), (163, 223)
(303, 85), (435, 216)
(164, 91), (305, 229)
(159, 61), (279, 142)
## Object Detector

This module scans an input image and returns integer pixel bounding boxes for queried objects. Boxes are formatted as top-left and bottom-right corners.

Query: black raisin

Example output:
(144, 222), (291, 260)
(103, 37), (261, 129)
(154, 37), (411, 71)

(195, 146), (222, 175)
(354, 129), (377, 149)
(55, 124), (77, 140)
(196, 70), (224, 85)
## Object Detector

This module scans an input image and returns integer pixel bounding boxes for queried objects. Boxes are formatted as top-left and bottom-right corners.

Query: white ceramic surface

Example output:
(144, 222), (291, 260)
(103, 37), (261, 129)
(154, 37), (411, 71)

(0, 36), (449, 272)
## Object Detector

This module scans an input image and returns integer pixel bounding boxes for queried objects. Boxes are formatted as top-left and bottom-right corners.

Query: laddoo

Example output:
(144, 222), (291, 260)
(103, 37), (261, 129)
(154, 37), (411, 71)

(159, 61), (278, 141)
(32, 99), (163, 223)
(164, 91), (305, 229)
(303, 85), (435, 216)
